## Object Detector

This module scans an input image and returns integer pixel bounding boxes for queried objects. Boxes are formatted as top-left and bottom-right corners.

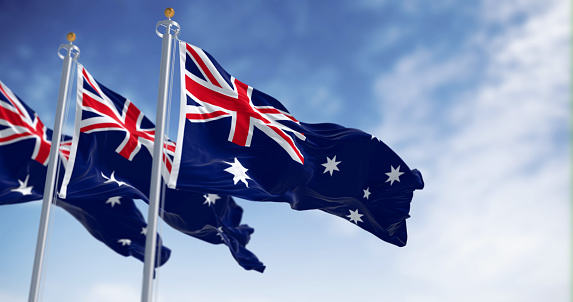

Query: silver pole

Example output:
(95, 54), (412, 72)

(28, 33), (80, 302)
(141, 8), (179, 302)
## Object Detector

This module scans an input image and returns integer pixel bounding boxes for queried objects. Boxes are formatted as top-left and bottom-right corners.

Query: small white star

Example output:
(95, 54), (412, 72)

(203, 193), (221, 206)
(140, 227), (147, 235)
(363, 187), (371, 200)
(118, 239), (131, 246)
(105, 196), (121, 207)
(322, 155), (341, 176)
(346, 209), (364, 224)
(371, 135), (381, 142)
(216, 226), (225, 241)
(224, 158), (251, 187)
(102, 171), (128, 187)
(385, 165), (404, 186)
(11, 175), (33, 196)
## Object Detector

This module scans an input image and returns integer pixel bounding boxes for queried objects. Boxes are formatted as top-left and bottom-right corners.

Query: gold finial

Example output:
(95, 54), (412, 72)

(164, 7), (174, 18)
(66, 32), (76, 42)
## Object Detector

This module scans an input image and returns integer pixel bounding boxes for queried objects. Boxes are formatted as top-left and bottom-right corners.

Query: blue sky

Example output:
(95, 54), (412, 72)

(0, 0), (570, 301)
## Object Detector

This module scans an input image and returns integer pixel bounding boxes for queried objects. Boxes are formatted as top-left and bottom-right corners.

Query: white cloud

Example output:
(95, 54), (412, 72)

(306, 84), (343, 118)
(352, 0), (457, 14)
(373, 47), (476, 149)
(480, 0), (547, 23)
(371, 0), (569, 300)
(84, 283), (140, 302)
(0, 290), (25, 302)
(263, 57), (344, 122)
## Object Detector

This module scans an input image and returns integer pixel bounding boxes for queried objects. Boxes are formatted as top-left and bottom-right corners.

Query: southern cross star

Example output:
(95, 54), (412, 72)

(105, 196), (121, 207)
(224, 158), (251, 187)
(203, 193), (221, 206)
(216, 227), (225, 241)
(385, 165), (404, 186)
(347, 209), (364, 224)
(12, 175), (33, 196)
(141, 227), (147, 235)
(118, 239), (131, 246)
(363, 187), (371, 200)
(102, 171), (128, 187)
(322, 155), (341, 176)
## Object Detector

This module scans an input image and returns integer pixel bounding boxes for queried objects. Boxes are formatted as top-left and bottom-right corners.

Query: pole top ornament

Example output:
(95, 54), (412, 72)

(66, 32), (76, 42)
(58, 33), (80, 60)
(164, 8), (175, 18)
(156, 8), (180, 39)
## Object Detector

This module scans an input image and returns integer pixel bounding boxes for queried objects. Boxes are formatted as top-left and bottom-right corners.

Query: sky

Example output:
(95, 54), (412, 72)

(0, 0), (570, 301)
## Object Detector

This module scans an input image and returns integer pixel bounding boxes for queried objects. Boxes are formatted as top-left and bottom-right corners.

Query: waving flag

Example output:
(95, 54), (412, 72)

(170, 41), (424, 247)
(0, 80), (170, 266)
(0, 81), (51, 165)
(60, 65), (265, 272)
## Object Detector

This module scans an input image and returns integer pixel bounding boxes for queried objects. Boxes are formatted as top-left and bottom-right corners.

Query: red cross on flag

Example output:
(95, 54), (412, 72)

(78, 65), (155, 161)
(180, 42), (306, 164)
(0, 80), (51, 165)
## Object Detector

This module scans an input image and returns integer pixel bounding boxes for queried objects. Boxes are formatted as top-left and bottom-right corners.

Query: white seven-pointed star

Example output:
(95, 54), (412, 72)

(385, 165), (404, 185)
(141, 227), (147, 235)
(216, 227), (225, 241)
(106, 196), (121, 207)
(347, 209), (364, 224)
(363, 187), (371, 200)
(322, 155), (341, 176)
(102, 171), (128, 187)
(12, 175), (33, 196)
(224, 158), (251, 187)
(204, 193), (221, 206)
(118, 239), (131, 246)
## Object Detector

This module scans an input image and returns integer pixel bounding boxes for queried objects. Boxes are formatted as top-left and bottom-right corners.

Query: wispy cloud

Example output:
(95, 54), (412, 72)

(0, 290), (24, 302)
(84, 283), (140, 302)
(371, 0), (569, 300)
(262, 55), (344, 122)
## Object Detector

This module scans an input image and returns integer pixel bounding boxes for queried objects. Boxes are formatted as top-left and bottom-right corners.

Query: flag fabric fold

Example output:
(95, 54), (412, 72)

(0, 80), (170, 266)
(60, 65), (265, 272)
(170, 41), (424, 247)
(160, 192), (264, 271)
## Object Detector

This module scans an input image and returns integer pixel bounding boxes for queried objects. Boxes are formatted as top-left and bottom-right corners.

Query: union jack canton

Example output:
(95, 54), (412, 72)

(0, 80), (51, 165)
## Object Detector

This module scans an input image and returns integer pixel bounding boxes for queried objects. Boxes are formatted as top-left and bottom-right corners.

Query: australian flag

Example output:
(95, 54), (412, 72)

(59, 65), (264, 272)
(0, 80), (170, 266)
(169, 41), (424, 247)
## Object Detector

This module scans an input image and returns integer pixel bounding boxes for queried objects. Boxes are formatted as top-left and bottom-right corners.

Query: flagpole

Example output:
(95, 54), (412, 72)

(141, 8), (179, 302)
(28, 33), (80, 302)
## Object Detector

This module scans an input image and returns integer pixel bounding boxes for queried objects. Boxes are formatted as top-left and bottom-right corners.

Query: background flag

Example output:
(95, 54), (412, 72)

(60, 65), (265, 272)
(0, 80), (170, 265)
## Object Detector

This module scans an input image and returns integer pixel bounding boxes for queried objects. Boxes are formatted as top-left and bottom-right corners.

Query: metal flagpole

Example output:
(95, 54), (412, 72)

(141, 8), (179, 302)
(28, 33), (80, 302)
